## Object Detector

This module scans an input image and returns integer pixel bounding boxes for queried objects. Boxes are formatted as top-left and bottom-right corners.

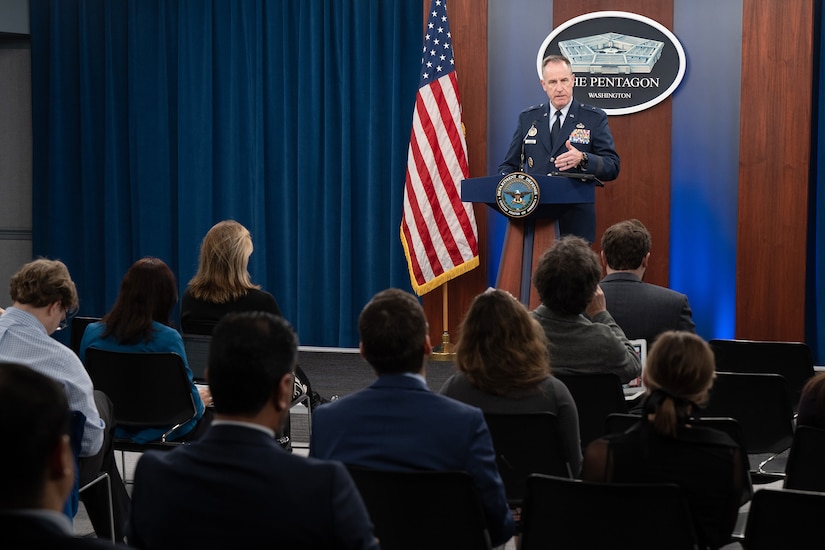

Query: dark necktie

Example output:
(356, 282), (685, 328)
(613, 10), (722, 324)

(552, 110), (563, 145)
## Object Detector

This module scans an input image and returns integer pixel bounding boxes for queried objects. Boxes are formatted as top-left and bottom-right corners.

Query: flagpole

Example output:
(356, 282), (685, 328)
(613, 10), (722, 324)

(431, 282), (455, 361)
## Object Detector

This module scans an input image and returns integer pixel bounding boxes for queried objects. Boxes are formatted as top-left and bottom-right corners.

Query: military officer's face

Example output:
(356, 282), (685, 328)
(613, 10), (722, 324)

(541, 61), (575, 110)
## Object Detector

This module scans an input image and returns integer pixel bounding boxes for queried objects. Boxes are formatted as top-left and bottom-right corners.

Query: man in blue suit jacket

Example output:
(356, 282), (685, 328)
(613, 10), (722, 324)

(310, 289), (514, 548)
(600, 219), (696, 346)
(0, 362), (130, 549)
(126, 312), (378, 550)
(498, 55), (620, 242)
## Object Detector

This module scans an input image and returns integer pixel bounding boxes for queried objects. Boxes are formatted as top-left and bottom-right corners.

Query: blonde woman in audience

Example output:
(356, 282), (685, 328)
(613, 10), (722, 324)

(180, 220), (321, 400)
(180, 220), (328, 448)
(582, 331), (745, 550)
(440, 288), (582, 476)
(181, 220), (283, 334)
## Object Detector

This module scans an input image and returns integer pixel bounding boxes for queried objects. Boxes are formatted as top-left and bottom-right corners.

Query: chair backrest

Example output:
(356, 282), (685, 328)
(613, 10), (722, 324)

(605, 413), (747, 450)
(84, 348), (197, 430)
(63, 410), (85, 518)
(604, 413), (754, 505)
(182, 333), (211, 382)
(784, 425), (825, 492)
(482, 412), (571, 507)
(555, 372), (627, 449)
(345, 466), (492, 550)
(519, 474), (697, 550)
(709, 338), (814, 411)
(70, 316), (101, 355)
(743, 488), (825, 550)
(701, 371), (795, 455)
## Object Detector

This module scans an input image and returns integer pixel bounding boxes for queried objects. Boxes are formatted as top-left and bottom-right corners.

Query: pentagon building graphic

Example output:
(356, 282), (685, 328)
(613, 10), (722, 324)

(559, 33), (664, 74)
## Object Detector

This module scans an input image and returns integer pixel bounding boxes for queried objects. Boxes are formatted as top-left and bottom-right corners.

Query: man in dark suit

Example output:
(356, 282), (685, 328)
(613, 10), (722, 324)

(126, 312), (378, 549)
(309, 289), (514, 548)
(600, 219), (696, 346)
(0, 362), (128, 549)
(498, 55), (620, 242)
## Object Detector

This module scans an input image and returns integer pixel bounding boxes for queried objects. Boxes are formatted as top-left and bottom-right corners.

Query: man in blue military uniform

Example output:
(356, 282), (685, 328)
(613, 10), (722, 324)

(498, 55), (620, 242)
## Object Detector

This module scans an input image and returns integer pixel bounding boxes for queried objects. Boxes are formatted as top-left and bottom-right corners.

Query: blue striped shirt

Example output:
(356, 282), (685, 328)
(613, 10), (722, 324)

(0, 307), (104, 456)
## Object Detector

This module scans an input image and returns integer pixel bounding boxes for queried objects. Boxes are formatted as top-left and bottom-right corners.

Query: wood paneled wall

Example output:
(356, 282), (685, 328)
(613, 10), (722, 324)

(555, 1), (674, 291)
(736, 0), (813, 340)
(422, 0), (814, 345)
(421, 0), (489, 347)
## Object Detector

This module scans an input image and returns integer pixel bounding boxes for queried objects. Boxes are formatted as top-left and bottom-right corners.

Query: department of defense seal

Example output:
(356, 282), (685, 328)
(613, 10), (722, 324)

(496, 172), (541, 218)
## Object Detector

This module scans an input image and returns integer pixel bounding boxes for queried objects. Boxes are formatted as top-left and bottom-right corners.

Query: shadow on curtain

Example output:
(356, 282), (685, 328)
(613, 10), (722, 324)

(30, 0), (421, 347)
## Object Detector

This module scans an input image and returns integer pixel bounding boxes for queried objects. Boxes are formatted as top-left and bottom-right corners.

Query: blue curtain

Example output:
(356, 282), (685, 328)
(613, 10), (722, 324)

(30, 0), (421, 347)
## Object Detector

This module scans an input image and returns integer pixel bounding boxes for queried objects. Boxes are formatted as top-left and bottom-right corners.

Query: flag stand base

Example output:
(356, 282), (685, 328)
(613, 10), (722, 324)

(431, 331), (455, 362)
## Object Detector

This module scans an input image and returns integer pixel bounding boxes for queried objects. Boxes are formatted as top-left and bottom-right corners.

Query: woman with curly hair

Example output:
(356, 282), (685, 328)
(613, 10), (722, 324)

(440, 288), (582, 476)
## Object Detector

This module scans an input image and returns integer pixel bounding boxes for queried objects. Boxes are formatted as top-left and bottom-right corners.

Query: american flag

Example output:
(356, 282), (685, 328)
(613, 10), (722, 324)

(400, 0), (479, 296)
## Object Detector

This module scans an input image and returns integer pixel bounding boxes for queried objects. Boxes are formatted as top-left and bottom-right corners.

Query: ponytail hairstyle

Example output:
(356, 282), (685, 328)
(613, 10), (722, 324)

(642, 331), (715, 437)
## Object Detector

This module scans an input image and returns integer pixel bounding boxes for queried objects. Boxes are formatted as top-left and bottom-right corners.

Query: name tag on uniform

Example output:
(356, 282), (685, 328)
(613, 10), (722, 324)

(525, 139), (537, 144)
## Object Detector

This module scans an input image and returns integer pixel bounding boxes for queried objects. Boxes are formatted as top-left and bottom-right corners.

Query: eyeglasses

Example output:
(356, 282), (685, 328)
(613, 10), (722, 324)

(55, 305), (78, 332)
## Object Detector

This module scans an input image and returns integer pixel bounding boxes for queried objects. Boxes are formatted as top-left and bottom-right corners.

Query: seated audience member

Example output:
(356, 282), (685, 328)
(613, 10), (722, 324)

(0, 259), (129, 542)
(440, 288), (582, 476)
(79, 257), (211, 443)
(180, 219), (326, 411)
(531, 235), (641, 383)
(0, 363), (130, 549)
(797, 371), (825, 429)
(310, 288), (514, 548)
(600, 219), (695, 345)
(127, 311), (378, 549)
(582, 331), (745, 550)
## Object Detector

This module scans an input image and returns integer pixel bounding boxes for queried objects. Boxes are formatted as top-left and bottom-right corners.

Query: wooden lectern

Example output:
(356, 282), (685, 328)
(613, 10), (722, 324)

(461, 174), (596, 309)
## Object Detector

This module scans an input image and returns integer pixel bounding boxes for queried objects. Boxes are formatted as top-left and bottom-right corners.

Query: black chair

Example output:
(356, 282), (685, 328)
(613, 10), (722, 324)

(519, 474), (697, 550)
(700, 371), (795, 478)
(67, 410), (115, 542)
(70, 316), (101, 356)
(182, 333), (211, 382)
(743, 488), (825, 550)
(784, 425), (825, 492)
(482, 412), (572, 510)
(345, 466), (492, 550)
(83, 348), (198, 460)
(709, 338), (814, 412)
(555, 372), (627, 449)
(605, 412), (754, 506)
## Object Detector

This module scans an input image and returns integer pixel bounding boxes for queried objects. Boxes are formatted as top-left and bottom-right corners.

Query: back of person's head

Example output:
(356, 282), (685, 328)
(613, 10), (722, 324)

(456, 289), (550, 395)
(102, 257), (178, 344)
(797, 372), (825, 429)
(532, 236), (601, 315)
(643, 331), (716, 437)
(359, 288), (428, 374)
(188, 220), (260, 304)
(208, 311), (298, 416)
(9, 258), (79, 312)
(0, 362), (70, 510)
(601, 219), (651, 270)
